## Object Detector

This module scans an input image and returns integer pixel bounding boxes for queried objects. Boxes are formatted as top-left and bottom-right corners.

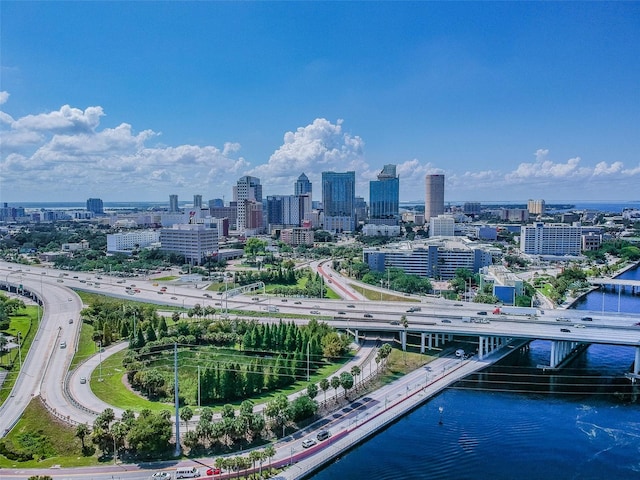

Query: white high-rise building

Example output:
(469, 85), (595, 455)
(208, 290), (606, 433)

(159, 224), (218, 265)
(520, 222), (581, 256)
(233, 176), (262, 233)
(429, 214), (455, 237)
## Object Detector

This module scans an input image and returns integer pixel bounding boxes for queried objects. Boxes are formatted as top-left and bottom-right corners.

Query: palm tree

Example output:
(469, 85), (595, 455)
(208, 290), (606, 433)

(180, 406), (193, 432)
(350, 365), (361, 390)
(319, 378), (330, 404)
(75, 423), (90, 450)
(249, 450), (261, 479)
(330, 376), (341, 402)
(264, 444), (276, 475)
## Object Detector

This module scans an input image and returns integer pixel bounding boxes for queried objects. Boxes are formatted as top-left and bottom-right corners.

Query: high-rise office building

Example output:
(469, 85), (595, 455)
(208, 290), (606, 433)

(369, 164), (399, 225)
(322, 171), (356, 232)
(233, 176), (263, 233)
(425, 174), (445, 220)
(169, 194), (179, 212)
(86, 198), (104, 215)
(295, 173), (312, 196)
(193, 194), (203, 209)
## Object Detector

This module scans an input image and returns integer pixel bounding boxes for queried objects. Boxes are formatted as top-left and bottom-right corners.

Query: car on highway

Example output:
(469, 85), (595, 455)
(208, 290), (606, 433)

(252, 297), (259, 301)
(581, 316), (593, 321)
(337, 311), (346, 315)
(203, 293), (212, 298)
(67, 297), (72, 302)
(171, 296), (177, 300)
(302, 438), (317, 448)
(206, 467), (221, 475)
(80, 377), (86, 384)
(441, 319), (452, 323)
(281, 298), (288, 302)
(560, 328), (571, 333)
(317, 430), (331, 441)
(573, 324), (585, 328)
(310, 310), (321, 315)
(294, 301), (302, 304)
(60, 341), (66, 349)
(389, 320), (399, 325)
(347, 304), (355, 308)
(364, 313), (373, 318)
(68, 318), (73, 324)
(477, 311), (488, 315)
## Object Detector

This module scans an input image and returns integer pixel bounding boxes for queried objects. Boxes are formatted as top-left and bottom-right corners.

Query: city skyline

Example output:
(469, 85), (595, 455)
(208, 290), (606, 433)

(1, 2), (639, 203)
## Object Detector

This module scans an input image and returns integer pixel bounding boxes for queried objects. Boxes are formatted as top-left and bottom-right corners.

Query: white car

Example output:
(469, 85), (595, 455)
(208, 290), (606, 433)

(151, 472), (171, 479)
(302, 438), (317, 448)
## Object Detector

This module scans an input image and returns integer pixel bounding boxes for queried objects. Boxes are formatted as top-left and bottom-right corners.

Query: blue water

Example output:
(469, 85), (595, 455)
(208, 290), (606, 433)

(311, 266), (640, 480)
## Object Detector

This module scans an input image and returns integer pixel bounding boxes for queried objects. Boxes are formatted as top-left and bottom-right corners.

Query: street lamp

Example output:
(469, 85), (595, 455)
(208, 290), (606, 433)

(380, 279), (384, 301)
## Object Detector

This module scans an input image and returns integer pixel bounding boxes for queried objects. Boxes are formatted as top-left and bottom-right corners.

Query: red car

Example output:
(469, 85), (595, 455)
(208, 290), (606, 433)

(206, 467), (221, 476)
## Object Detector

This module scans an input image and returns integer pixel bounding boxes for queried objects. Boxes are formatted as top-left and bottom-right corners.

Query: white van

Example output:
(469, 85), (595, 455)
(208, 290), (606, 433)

(175, 466), (200, 478)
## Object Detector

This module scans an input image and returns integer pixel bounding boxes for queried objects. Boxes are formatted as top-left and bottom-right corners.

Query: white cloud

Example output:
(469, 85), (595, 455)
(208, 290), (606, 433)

(0, 91), (9, 105)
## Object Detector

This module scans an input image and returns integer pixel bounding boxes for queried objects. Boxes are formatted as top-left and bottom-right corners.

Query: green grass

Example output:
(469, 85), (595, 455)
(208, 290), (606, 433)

(69, 323), (97, 371)
(349, 284), (419, 302)
(0, 306), (39, 404)
(75, 290), (184, 312)
(152, 276), (179, 282)
(0, 397), (95, 468)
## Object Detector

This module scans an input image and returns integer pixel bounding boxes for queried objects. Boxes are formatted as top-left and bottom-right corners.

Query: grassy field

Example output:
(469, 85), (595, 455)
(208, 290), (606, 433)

(349, 284), (420, 302)
(0, 305), (39, 404)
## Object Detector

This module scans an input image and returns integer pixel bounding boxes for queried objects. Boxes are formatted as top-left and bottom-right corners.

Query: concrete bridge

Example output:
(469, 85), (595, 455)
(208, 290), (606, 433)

(336, 307), (640, 377)
(589, 277), (640, 294)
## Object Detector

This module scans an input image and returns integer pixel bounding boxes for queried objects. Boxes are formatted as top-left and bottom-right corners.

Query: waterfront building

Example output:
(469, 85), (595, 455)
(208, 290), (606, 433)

(527, 199), (546, 215)
(234, 176), (263, 233)
(169, 194), (179, 213)
(159, 223), (218, 265)
(295, 173), (312, 196)
(425, 174), (445, 220)
(107, 230), (160, 254)
(363, 238), (495, 279)
(429, 214), (455, 237)
(322, 171), (356, 232)
(369, 164), (400, 225)
(86, 198), (104, 215)
(520, 222), (582, 256)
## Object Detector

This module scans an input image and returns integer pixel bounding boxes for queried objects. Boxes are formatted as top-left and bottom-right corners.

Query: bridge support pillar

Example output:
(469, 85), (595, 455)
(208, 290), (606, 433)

(428, 333), (433, 350)
(401, 330), (407, 351)
(549, 340), (581, 368)
(420, 332), (426, 354)
(635, 346), (640, 376)
(354, 329), (359, 345)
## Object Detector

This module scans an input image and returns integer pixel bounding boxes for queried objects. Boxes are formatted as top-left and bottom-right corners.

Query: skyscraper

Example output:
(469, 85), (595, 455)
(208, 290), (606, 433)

(193, 194), (203, 209)
(233, 176), (263, 233)
(86, 198), (104, 215)
(295, 173), (312, 196)
(369, 164), (399, 225)
(169, 194), (179, 212)
(425, 174), (445, 220)
(322, 171), (356, 232)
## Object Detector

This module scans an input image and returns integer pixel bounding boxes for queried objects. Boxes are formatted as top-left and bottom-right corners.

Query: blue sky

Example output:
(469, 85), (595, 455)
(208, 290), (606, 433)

(1, 2), (639, 204)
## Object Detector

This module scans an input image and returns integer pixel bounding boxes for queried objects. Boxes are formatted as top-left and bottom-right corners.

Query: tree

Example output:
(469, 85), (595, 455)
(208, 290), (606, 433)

(264, 444), (276, 474)
(350, 365), (361, 391)
(330, 376), (341, 402)
(75, 423), (90, 450)
(319, 378), (330, 404)
(307, 382), (318, 399)
(339, 371), (354, 400)
(180, 406), (194, 432)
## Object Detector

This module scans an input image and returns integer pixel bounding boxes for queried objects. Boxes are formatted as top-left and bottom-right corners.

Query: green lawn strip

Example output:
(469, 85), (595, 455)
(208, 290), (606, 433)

(152, 276), (179, 282)
(75, 290), (184, 312)
(349, 284), (418, 302)
(90, 349), (172, 413)
(0, 397), (95, 468)
(376, 349), (434, 384)
(0, 306), (39, 404)
(69, 323), (97, 371)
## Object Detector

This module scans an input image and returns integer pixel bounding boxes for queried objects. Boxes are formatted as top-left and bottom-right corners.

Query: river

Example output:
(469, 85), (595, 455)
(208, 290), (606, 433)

(310, 266), (640, 479)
